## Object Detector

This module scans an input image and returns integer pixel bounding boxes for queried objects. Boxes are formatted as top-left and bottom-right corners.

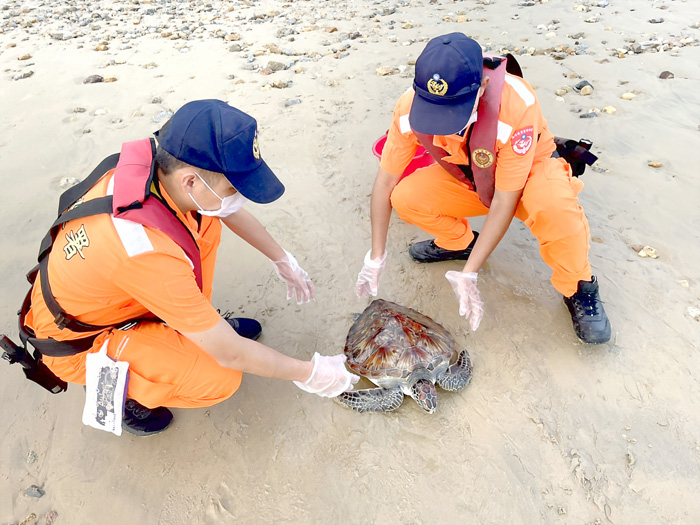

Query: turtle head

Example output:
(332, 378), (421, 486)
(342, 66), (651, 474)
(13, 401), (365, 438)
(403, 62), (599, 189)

(409, 379), (438, 413)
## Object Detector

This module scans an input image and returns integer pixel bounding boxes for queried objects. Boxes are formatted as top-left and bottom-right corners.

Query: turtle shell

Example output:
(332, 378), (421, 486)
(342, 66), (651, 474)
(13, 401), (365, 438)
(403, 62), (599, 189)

(344, 299), (454, 381)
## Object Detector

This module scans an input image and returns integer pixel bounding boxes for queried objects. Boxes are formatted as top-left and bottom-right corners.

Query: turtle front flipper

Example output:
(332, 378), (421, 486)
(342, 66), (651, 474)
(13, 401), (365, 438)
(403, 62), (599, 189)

(436, 349), (472, 391)
(334, 387), (404, 413)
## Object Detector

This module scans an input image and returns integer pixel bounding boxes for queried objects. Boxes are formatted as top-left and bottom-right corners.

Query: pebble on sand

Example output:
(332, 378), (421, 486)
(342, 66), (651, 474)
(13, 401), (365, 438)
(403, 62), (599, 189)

(376, 66), (396, 76)
(13, 71), (34, 80)
(83, 75), (104, 84)
(25, 485), (45, 498)
(621, 92), (636, 100)
(637, 246), (659, 259)
(647, 161), (663, 168)
(18, 53), (31, 60)
(659, 71), (674, 79)
(603, 106), (616, 114)
(687, 307), (700, 322)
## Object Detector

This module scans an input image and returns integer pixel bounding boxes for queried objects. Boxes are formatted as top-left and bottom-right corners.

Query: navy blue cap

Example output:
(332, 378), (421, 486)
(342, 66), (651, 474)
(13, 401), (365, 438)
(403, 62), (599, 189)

(409, 33), (483, 136)
(154, 99), (285, 204)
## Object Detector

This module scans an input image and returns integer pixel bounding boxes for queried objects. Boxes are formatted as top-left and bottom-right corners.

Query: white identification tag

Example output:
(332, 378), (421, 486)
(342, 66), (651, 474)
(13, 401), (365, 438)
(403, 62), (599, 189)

(82, 340), (129, 436)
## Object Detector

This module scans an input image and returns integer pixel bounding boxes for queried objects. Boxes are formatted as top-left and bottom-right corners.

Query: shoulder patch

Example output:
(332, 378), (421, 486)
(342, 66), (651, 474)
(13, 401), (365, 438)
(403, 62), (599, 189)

(504, 75), (535, 107)
(511, 126), (534, 156)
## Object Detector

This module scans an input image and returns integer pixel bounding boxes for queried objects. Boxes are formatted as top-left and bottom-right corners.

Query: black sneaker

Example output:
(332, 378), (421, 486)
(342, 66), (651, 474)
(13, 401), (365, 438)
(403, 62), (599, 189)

(225, 316), (262, 341)
(563, 276), (611, 344)
(409, 232), (479, 263)
(122, 399), (173, 436)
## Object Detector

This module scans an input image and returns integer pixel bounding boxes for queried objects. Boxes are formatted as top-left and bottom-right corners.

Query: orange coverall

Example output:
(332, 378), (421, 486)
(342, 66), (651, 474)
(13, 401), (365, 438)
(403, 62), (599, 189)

(381, 75), (592, 297)
(25, 171), (242, 409)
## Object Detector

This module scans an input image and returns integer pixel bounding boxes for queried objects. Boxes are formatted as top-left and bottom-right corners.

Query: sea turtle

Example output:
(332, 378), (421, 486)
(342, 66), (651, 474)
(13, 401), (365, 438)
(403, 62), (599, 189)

(336, 299), (472, 414)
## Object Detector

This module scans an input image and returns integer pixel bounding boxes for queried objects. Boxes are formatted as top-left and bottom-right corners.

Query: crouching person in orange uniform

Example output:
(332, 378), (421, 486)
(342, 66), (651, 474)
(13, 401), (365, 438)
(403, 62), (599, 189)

(22, 100), (359, 436)
(356, 34), (611, 344)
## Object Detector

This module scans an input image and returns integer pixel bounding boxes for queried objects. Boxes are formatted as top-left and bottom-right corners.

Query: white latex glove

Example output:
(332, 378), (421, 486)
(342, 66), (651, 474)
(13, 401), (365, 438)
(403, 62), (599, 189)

(272, 250), (316, 304)
(356, 249), (387, 298)
(445, 271), (484, 331)
(293, 352), (361, 397)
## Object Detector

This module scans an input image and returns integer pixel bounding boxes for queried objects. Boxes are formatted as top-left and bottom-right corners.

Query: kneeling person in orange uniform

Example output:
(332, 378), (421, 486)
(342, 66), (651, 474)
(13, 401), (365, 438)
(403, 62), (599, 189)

(355, 34), (611, 344)
(23, 100), (359, 435)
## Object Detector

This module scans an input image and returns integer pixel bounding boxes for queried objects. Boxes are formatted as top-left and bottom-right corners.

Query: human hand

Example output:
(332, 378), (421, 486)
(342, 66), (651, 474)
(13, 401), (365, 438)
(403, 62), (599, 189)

(356, 249), (387, 298)
(445, 271), (484, 331)
(272, 250), (316, 304)
(293, 352), (361, 397)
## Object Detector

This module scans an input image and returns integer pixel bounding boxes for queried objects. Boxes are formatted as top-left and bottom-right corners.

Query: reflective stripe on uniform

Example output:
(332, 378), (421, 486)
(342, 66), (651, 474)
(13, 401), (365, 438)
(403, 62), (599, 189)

(497, 121), (513, 144)
(107, 174), (154, 257)
(504, 75), (535, 107)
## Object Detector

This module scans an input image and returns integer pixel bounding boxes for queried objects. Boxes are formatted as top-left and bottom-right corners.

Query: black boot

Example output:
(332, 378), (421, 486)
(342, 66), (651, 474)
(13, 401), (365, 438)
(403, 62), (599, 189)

(409, 232), (479, 263)
(122, 399), (173, 436)
(225, 316), (262, 341)
(563, 276), (611, 344)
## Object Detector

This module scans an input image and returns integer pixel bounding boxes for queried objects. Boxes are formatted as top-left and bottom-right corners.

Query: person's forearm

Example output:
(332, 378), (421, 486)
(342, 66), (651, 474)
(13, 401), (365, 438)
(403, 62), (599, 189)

(185, 319), (313, 382)
(222, 209), (285, 261)
(463, 189), (522, 273)
(370, 167), (402, 258)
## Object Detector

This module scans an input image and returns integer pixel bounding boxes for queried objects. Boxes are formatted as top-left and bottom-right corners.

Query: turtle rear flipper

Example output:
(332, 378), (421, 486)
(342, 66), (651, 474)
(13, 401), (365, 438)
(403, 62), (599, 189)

(436, 349), (472, 391)
(334, 387), (404, 413)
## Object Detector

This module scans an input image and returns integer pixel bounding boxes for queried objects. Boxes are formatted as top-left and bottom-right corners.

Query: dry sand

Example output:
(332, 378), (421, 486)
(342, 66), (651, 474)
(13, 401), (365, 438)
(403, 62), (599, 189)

(1, 0), (700, 523)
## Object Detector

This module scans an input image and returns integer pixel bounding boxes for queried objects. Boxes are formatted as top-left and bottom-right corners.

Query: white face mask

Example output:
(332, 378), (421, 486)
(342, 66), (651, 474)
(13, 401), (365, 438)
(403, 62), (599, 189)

(189, 173), (248, 217)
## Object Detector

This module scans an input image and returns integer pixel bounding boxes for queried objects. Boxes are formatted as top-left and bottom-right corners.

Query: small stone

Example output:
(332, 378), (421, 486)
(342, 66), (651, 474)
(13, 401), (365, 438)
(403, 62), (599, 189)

(26, 450), (38, 464)
(325, 27), (338, 33)
(580, 112), (598, 118)
(271, 80), (289, 88)
(18, 53), (31, 60)
(45, 510), (59, 525)
(7, 43), (17, 48)
(573, 80), (593, 93)
(258, 68), (274, 76)
(687, 307), (700, 322)
(580, 85), (593, 96)
(592, 236), (604, 243)
(104, 77), (117, 83)
(678, 280), (689, 288)
(152, 110), (173, 123)
(59, 177), (80, 189)
(228, 33), (241, 41)
(229, 44), (243, 52)
(376, 66), (395, 76)
(94, 44), (108, 51)
(284, 98), (302, 107)
(93, 109), (107, 116)
(570, 105), (583, 113)
(82, 129), (92, 134)
(647, 161), (663, 168)
(83, 75), (104, 84)
(25, 485), (45, 498)
(637, 246), (659, 259)
(603, 106), (616, 114)
(621, 92), (636, 100)
(267, 61), (286, 71)
(648, 18), (664, 24)
(13, 71), (34, 80)
(151, 96), (163, 104)
(659, 71), (674, 79)
(556, 88), (568, 96)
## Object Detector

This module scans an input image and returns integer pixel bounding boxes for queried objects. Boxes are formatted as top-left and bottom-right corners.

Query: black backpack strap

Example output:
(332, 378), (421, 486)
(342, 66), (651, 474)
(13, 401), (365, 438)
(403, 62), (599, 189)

(57, 153), (119, 215)
(37, 196), (115, 333)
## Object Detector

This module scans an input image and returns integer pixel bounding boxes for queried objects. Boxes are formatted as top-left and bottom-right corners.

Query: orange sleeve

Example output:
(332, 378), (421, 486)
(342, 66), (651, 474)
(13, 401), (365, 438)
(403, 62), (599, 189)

(494, 101), (541, 192)
(113, 251), (221, 334)
(379, 92), (420, 176)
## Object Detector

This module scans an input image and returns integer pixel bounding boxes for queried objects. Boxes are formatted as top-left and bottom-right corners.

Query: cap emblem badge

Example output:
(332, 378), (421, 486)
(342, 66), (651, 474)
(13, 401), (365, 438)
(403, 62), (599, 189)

(427, 73), (448, 96)
(252, 130), (260, 159)
(472, 148), (495, 169)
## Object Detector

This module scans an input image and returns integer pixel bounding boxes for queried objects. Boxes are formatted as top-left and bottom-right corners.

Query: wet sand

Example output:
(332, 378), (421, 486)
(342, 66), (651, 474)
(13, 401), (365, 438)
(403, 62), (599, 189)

(1, 0), (700, 523)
